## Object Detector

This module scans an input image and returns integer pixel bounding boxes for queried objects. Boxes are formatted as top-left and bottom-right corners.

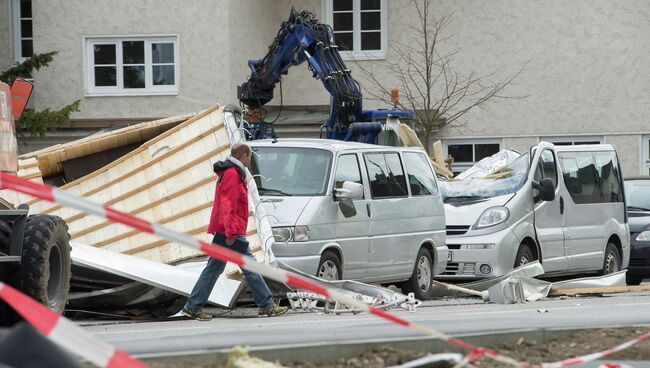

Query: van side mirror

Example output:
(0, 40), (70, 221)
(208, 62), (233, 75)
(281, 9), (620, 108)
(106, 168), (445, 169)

(334, 181), (363, 218)
(334, 181), (364, 201)
(532, 178), (555, 202)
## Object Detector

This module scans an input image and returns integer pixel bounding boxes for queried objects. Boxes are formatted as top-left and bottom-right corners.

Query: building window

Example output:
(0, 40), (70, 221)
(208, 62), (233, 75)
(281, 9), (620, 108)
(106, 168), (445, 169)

(324, 0), (387, 60)
(444, 140), (502, 175)
(85, 36), (179, 96)
(12, 0), (33, 62)
(641, 135), (650, 175)
(540, 136), (603, 146)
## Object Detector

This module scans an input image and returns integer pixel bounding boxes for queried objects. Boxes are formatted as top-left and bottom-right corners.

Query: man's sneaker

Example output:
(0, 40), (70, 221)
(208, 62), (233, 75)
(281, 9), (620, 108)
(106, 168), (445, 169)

(181, 308), (213, 321)
(258, 304), (288, 317)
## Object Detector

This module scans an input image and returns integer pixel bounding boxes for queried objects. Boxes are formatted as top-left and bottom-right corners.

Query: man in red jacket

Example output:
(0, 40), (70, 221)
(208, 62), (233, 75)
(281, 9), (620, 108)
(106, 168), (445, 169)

(182, 142), (288, 321)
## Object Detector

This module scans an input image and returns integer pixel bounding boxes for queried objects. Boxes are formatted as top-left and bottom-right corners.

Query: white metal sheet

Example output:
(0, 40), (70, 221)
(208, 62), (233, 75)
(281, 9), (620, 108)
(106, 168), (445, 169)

(71, 242), (243, 308)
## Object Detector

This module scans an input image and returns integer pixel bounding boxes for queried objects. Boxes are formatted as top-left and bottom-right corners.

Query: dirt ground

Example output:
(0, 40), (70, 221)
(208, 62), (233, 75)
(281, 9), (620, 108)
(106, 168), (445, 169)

(150, 327), (650, 367)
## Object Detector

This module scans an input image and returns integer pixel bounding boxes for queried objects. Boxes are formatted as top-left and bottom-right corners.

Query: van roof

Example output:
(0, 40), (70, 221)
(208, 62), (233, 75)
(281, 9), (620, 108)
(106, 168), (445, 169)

(550, 143), (616, 152)
(249, 138), (426, 153)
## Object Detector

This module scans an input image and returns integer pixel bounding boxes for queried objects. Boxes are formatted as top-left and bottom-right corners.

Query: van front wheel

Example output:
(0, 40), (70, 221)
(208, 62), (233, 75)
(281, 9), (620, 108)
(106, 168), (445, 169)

(514, 243), (536, 268)
(400, 248), (434, 300)
(599, 243), (620, 275)
(317, 251), (342, 281)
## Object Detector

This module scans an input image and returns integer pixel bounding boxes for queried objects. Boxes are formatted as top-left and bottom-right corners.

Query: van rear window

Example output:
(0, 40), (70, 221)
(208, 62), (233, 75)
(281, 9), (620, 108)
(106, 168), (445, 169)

(558, 151), (623, 204)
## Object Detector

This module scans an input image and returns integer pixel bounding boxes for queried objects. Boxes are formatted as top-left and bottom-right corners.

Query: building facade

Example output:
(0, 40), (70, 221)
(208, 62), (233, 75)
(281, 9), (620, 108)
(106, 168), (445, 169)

(1, 0), (649, 175)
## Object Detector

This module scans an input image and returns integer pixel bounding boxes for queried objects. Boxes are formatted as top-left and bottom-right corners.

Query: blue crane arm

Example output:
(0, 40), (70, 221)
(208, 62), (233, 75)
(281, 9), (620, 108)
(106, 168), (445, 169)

(237, 9), (363, 139)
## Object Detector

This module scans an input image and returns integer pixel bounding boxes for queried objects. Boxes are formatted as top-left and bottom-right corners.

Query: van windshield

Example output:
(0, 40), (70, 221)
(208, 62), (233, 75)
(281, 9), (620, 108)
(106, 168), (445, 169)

(250, 147), (333, 196)
(442, 153), (530, 202)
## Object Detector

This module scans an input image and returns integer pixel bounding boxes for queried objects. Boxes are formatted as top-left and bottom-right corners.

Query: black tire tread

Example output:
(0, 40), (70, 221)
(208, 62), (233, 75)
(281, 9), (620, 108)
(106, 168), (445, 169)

(401, 247), (434, 300)
(514, 243), (536, 268)
(12, 215), (71, 313)
(598, 242), (620, 276)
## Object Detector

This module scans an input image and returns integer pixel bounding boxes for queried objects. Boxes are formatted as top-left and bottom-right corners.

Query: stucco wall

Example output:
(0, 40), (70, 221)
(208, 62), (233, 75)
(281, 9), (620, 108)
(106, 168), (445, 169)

(22, 0), (650, 132)
(0, 0), (14, 71)
(503, 137), (538, 154)
(425, 1), (648, 138)
(31, 0), (230, 119)
(281, 1), (650, 137)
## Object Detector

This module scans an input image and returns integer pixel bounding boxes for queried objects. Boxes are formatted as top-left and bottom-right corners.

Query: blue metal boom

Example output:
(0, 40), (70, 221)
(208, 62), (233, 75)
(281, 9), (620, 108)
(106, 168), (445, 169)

(237, 8), (409, 143)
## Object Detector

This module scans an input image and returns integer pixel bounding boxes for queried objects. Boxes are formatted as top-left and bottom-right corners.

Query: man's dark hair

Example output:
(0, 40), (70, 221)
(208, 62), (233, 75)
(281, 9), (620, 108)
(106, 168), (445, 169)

(231, 142), (251, 159)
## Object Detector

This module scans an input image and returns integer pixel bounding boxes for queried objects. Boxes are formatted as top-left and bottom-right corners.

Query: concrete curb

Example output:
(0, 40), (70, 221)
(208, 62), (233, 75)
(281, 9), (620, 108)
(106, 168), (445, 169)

(137, 327), (600, 366)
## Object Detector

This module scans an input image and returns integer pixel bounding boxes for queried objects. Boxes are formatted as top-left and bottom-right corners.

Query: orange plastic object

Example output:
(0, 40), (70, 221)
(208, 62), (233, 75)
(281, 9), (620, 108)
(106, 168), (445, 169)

(390, 88), (399, 105)
(10, 77), (33, 121)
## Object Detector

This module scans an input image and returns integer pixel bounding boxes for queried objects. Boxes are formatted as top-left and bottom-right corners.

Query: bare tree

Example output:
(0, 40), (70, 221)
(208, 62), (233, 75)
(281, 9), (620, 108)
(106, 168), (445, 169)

(356, 0), (525, 153)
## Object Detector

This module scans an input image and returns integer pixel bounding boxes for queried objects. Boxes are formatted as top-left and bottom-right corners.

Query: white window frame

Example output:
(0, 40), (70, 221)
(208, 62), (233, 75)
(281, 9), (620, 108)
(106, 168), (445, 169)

(11, 0), (32, 63)
(84, 35), (180, 97)
(443, 138), (504, 173)
(539, 136), (604, 146)
(323, 0), (387, 61)
(643, 135), (650, 175)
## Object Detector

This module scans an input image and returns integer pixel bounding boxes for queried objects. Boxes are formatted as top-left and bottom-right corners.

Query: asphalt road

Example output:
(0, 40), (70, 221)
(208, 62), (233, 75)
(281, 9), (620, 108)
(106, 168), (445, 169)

(81, 290), (650, 357)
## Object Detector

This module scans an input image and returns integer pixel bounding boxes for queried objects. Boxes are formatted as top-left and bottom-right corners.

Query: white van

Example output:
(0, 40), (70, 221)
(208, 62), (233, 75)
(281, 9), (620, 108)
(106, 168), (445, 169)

(439, 142), (629, 280)
(250, 139), (447, 299)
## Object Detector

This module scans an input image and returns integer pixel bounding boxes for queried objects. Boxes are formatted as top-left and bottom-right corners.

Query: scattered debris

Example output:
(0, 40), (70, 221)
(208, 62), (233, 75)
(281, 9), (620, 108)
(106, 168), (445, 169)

(227, 346), (286, 368)
(390, 353), (461, 368)
(280, 262), (421, 314)
(549, 284), (650, 297)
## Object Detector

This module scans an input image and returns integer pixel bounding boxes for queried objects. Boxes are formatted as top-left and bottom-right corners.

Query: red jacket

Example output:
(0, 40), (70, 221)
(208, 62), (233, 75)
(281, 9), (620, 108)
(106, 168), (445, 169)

(207, 165), (248, 238)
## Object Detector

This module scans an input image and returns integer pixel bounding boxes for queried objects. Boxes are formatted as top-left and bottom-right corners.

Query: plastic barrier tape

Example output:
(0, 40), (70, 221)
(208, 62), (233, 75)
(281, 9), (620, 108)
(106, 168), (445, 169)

(0, 282), (147, 367)
(3, 173), (649, 368)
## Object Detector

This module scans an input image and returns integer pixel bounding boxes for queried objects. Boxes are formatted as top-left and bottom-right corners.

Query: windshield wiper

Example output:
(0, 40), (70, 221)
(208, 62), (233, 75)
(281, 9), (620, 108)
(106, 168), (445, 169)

(627, 205), (650, 212)
(258, 188), (292, 196)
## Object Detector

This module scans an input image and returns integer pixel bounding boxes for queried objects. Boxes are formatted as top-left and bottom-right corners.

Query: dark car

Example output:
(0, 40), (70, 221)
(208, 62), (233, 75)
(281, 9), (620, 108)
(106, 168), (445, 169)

(624, 176), (650, 285)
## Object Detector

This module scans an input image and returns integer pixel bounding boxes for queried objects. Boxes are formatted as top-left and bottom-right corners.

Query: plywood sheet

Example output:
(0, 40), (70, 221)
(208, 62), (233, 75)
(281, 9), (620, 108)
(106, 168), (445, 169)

(22, 105), (273, 283)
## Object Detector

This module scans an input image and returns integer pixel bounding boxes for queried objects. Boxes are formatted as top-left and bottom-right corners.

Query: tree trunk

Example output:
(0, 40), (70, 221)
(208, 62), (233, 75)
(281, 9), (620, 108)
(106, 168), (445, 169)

(423, 129), (431, 154)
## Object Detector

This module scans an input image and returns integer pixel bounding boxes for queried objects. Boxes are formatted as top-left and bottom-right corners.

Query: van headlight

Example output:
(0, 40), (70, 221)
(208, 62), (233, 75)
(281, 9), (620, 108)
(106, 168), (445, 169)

(636, 231), (650, 241)
(474, 207), (509, 229)
(272, 226), (310, 242)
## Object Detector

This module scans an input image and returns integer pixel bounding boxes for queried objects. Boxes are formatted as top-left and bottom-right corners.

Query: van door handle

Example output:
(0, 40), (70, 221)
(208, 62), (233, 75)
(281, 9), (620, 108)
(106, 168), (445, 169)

(560, 197), (564, 214)
(367, 203), (372, 217)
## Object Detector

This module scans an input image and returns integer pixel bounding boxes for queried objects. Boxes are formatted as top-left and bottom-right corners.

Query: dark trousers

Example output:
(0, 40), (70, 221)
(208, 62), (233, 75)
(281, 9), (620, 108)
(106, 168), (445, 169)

(184, 233), (275, 312)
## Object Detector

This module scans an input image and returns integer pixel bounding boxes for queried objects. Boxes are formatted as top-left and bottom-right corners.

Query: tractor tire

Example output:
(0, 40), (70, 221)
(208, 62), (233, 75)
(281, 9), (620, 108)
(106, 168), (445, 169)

(12, 215), (71, 314)
(0, 220), (11, 252)
(0, 220), (14, 325)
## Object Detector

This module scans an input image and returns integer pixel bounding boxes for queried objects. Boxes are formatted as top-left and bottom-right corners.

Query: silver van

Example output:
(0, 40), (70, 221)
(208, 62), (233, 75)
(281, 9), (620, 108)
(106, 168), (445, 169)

(439, 142), (629, 280)
(250, 139), (447, 299)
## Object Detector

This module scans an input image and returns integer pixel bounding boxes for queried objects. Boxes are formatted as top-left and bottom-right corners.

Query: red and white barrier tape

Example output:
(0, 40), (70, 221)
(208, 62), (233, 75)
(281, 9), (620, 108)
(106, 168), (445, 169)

(540, 330), (650, 368)
(3, 173), (649, 368)
(0, 172), (523, 367)
(0, 281), (147, 367)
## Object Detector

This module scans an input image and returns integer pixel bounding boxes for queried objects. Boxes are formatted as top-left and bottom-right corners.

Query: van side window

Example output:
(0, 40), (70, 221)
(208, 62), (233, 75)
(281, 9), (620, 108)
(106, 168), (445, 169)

(559, 152), (600, 204)
(594, 151), (624, 202)
(404, 152), (438, 196)
(365, 153), (408, 198)
(385, 153), (408, 196)
(534, 149), (558, 187)
(335, 154), (363, 195)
